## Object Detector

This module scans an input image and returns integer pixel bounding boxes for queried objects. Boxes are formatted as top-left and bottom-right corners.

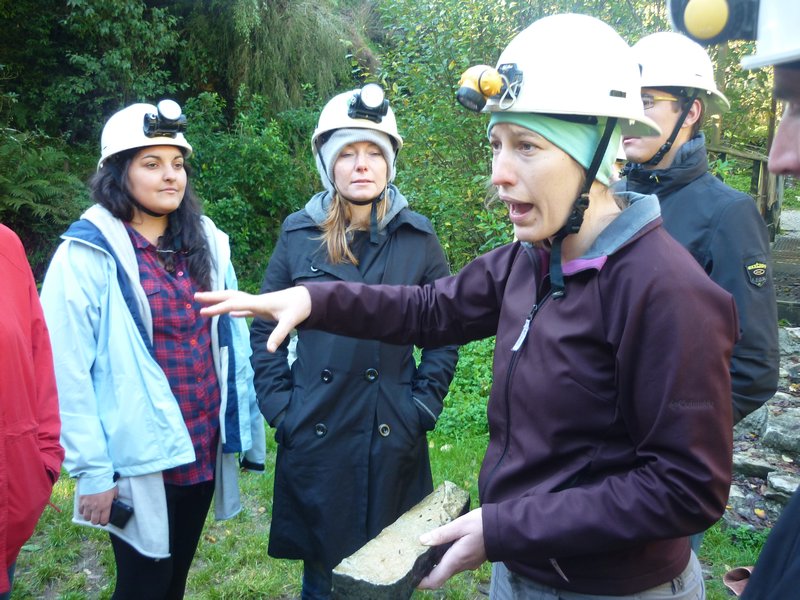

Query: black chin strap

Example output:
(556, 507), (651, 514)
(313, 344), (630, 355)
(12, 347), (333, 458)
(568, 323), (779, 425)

(550, 117), (618, 300)
(136, 201), (168, 218)
(643, 92), (698, 167)
(344, 188), (386, 244)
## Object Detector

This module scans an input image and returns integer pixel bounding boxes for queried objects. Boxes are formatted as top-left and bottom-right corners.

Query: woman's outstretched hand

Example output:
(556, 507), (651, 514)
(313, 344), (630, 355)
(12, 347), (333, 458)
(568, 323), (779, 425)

(195, 286), (312, 352)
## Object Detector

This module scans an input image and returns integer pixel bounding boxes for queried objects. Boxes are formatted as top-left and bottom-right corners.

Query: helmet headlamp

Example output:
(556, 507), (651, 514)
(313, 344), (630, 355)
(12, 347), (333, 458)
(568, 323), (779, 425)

(668, 0), (758, 46)
(143, 99), (187, 138)
(348, 84), (389, 123)
(456, 63), (523, 112)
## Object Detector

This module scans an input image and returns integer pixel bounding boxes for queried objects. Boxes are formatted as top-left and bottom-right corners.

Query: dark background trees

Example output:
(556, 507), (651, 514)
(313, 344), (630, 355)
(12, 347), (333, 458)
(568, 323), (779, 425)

(0, 0), (776, 287)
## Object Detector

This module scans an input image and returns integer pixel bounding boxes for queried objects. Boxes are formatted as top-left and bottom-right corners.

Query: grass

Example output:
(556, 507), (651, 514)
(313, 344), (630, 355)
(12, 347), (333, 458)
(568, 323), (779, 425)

(14, 431), (767, 599)
(783, 176), (800, 210)
(13, 338), (768, 598)
(14, 434), (491, 600)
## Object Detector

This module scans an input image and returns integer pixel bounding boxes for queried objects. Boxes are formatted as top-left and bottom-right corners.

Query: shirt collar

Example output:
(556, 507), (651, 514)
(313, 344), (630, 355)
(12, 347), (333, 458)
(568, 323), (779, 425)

(563, 192), (660, 276)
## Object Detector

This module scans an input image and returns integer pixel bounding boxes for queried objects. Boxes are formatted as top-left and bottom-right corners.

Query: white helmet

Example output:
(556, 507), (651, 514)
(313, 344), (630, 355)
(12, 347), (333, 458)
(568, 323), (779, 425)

(741, 0), (800, 69)
(311, 85), (403, 155)
(483, 14), (660, 137)
(633, 32), (729, 114)
(98, 100), (192, 170)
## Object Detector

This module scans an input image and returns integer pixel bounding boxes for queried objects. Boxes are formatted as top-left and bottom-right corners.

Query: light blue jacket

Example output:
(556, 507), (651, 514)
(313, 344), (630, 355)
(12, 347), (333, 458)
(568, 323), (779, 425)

(41, 204), (257, 519)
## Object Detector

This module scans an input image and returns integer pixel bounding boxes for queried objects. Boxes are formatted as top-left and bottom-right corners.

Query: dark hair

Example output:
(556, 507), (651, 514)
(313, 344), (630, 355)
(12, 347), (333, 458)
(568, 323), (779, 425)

(89, 147), (213, 290)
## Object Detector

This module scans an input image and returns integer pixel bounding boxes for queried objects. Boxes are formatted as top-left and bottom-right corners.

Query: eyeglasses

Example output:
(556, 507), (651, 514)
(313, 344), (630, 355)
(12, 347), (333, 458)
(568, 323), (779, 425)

(641, 93), (679, 110)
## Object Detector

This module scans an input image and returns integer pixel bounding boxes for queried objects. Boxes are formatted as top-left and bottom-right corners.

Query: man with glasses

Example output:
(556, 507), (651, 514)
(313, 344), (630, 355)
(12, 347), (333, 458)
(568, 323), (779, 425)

(620, 31), (779, 436)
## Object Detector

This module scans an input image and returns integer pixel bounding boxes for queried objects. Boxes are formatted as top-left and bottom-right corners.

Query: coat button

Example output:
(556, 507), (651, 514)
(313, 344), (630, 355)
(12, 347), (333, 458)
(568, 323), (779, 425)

(378, 423), (391, 437)
(364, 368), (378, 382)
(321, 369), (333, 383)
(315, 423), (327, 437)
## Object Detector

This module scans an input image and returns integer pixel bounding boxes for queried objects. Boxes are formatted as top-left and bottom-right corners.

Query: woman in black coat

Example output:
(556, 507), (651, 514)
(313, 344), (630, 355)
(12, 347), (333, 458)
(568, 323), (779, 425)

(249, 85), (459, 600)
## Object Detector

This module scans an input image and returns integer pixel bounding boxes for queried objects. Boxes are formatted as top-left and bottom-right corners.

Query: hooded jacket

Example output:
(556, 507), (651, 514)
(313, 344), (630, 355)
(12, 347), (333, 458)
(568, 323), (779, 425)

(40, 204), (256, 521)
(622, 134), (779, 422)
(250, 186), (458, 569)
(0, 225), (63, 593)
(301, 192), (738, 594)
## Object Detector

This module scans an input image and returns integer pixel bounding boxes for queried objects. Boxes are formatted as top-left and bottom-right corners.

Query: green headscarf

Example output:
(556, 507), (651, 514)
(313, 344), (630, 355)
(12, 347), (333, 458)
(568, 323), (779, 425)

(488, 112), (621, 186)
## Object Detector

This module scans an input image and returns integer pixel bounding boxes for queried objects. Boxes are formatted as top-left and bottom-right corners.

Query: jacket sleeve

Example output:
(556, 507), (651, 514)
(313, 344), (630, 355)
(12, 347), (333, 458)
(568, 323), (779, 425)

(303, 243), (518, 346)
(411, 231), (459, 429)
(28, 267), (64, 482)
(708, 198), (779, 422)
(250, 229), (294, 427)
(40, 242), (115, 495)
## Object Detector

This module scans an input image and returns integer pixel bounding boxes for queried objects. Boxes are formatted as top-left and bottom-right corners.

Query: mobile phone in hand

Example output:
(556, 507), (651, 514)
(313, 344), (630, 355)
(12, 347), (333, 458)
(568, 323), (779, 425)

(108, 498), (134, 528)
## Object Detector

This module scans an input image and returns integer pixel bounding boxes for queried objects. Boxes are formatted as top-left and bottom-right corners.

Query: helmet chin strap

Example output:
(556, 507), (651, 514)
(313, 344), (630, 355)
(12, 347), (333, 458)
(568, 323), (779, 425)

(643, 92), (698, 167)
(135, 201), (170, 218)
(549, 117), (618, 300)
(341, 188), (387, 245)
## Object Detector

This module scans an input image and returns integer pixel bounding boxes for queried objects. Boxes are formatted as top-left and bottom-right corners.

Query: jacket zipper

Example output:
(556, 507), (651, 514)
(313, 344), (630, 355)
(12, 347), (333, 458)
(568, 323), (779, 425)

(480, 293), (550, 502)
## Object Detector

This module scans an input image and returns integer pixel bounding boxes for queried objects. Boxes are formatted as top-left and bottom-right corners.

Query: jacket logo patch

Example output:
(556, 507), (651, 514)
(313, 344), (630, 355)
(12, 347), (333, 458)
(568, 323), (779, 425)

(746, 261), (768, 288)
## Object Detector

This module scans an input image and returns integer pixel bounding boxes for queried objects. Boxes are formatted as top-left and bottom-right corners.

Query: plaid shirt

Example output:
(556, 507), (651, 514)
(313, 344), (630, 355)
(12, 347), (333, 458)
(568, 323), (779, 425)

(127, 225), (220, 486)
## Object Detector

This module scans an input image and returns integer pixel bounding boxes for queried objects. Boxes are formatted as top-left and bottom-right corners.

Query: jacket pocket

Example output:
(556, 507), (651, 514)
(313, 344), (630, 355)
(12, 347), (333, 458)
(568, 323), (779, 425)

(5, 429), (53, 555)
(413, 395), (438, 432)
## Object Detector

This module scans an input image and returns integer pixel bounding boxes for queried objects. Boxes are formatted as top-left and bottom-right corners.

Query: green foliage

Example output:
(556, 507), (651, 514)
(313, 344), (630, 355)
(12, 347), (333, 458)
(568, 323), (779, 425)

(1, 0), (183, 142)
(700, 524), (771, 599)
(374, 0), (519, 268)
(437, 337), (494, 438)
(728, 525), (771, 553)
(783, 178), (800, 210)
(57, 0), (183, 140)
(0, 0), (68, 132)
(178, 0), (355, 118)
(0, 128), (90, 278)
(186, 88), (318, 292)
(713, 42), (774, 149)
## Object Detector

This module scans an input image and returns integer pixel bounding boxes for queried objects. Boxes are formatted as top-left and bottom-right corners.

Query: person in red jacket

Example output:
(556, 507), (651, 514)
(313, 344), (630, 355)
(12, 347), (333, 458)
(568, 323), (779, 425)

(0, 223), (64, 597)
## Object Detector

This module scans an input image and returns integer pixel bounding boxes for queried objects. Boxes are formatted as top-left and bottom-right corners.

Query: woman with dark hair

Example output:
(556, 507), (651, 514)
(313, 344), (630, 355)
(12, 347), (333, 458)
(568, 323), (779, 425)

(40, 100), (261, 599)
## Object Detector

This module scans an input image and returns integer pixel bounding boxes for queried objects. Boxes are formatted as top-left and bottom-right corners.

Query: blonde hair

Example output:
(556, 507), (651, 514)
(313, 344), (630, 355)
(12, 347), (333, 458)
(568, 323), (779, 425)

(319, 191), (390, 265)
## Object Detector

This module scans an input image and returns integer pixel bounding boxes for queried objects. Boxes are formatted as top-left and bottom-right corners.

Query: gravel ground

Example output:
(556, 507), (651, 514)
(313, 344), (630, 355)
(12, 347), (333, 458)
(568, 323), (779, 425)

(781, 209), (800, 236)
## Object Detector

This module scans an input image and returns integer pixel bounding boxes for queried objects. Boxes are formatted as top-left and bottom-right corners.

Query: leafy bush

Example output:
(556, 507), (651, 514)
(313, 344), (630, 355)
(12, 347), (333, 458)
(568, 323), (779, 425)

(728, 525), (771, 553)
(0, 128), (90, 278)
(783, 177), (800, 210)
(437, 337), (494, 438)
(2, 0), (183, 142)
(186, 89), (318, 292)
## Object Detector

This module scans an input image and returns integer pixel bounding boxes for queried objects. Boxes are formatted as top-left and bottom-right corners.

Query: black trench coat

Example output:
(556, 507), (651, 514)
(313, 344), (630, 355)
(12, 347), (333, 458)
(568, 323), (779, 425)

(250, 194), (458, 569)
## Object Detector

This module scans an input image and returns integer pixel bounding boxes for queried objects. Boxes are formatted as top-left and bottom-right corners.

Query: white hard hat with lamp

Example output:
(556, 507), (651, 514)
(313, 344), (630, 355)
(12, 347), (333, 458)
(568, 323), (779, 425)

(457, 14), (660, 137)
(311, 84), (403, 154)
(98, 100), (192, 170)
(311, 84), (404, 196)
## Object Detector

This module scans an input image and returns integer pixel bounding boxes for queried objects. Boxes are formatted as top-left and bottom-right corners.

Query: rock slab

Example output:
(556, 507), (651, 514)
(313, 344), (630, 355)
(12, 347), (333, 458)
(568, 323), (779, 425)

(331, 481), (470, 600)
